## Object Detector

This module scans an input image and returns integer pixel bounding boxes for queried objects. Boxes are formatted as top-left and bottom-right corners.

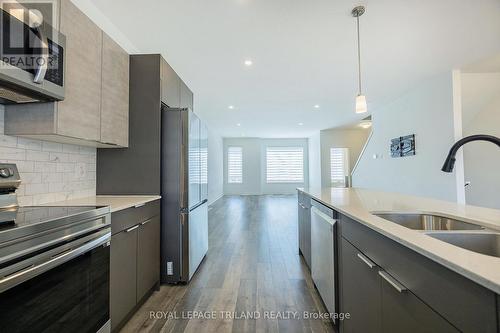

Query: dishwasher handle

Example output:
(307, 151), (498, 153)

(311, 206), (337, 226)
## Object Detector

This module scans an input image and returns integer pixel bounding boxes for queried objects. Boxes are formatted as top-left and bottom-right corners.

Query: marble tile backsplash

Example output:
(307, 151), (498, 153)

(0, 106), (96, 206)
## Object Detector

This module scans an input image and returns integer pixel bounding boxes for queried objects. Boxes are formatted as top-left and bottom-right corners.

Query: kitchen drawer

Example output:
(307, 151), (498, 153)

(341, 214), (497, 333)
(111, 200), (160, 235)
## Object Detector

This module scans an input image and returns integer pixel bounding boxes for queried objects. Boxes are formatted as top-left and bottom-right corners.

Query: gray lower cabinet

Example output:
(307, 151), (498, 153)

(341, 238), (381, 333)
(110, 227), (138, 331)
(110, 201), (160, 332)
(380, 273), (458, 333)
(137, 216), (161, 301)
(341, 237), (458, 333)
(340, 214), (498, 333)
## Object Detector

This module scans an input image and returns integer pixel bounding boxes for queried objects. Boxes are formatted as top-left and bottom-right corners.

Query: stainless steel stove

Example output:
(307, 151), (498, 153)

(0, 163), (111, 333)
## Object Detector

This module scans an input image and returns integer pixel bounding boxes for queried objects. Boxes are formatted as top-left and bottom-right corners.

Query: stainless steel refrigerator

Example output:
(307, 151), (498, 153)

(161, 106), (209, 284)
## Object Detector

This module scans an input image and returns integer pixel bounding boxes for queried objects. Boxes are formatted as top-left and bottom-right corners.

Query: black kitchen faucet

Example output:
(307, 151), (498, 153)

(442, 135), (500, 172)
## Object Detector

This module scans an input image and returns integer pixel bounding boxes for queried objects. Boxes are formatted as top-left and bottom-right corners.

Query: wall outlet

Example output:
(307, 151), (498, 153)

(167, 261), (173, 275)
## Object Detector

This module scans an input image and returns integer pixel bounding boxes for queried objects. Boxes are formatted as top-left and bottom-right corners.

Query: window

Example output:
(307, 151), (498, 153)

(330, 148), (350, 187)
(266, 147), (304, 183)
(200, 147), (208, 185)
(227, 146), (243, 184)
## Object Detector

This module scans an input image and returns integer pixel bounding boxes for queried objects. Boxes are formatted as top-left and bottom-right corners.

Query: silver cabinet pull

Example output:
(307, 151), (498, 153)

(125, 225), (139, 233)
(357, 253), (375, 269)
(379, 271), (408, 293)
(141, 219), (151, 226)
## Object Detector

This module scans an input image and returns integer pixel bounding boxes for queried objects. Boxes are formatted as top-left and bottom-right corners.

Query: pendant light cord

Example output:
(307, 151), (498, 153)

(356, 15), (362, 95)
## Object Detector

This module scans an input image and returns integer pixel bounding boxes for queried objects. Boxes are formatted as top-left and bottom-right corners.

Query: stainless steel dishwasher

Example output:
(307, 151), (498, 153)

(311, 199), (337, 317)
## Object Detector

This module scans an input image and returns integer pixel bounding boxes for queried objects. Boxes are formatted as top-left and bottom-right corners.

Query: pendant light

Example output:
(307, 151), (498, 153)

(352, 6), (367, 114)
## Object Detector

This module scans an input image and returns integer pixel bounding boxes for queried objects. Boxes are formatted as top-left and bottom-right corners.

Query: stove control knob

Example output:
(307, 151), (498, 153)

(0, 168), (11, 178)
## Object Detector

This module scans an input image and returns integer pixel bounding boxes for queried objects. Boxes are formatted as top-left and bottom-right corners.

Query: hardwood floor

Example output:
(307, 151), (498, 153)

(120, 195), (335, 333)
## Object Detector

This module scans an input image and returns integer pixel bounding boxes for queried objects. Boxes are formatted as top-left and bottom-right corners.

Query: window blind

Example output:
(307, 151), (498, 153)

(330, 148), (349, 187)
(227, 146), (243, 184)
(266, 147), (304, 183)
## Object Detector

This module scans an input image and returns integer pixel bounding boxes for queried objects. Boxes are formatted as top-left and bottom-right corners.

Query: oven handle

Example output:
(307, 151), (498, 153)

(0, 232), (110, 293)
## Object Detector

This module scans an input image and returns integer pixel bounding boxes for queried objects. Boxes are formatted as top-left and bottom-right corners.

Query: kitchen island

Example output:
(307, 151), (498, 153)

(298, 187), (500, 333)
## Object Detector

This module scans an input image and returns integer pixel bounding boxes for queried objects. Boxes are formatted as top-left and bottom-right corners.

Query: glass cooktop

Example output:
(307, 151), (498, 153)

(0, 206), (104, 232)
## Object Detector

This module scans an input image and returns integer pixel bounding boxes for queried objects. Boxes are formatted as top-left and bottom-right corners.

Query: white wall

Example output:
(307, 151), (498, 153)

(207, 128), (223, 205)
(353, 72), (459, 202)
(462, 73), (500, 209)
(308, 133), (321, 189)
(320, 128), (370, 188)
(0, 106), (96, 206)
(223, 138), (309, 195)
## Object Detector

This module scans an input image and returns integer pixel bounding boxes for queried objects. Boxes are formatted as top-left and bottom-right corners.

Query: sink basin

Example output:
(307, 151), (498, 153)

(426, 233), (500, 258)
(373, 213), (485, 231)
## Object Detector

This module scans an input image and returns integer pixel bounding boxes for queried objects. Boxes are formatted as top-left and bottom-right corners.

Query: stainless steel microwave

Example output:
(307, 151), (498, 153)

(0, 8), (65, 104)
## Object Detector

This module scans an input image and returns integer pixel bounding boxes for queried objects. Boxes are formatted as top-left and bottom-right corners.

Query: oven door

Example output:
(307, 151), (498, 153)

(0, 229), (110, 333)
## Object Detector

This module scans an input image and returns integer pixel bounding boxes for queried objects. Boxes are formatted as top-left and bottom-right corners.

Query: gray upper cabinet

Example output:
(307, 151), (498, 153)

(161, 59), (180, 107)
(101, 33), (130, 147)
(4, 0), (129, 148)
(57, 0), (102, 141)
(180, 79), (193, 110)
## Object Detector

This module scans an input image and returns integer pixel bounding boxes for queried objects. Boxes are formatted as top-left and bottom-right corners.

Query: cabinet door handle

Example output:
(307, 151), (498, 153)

(357, 253), (376, 269)
(141, 219), (151, 226)
(378, 271), (408, 293)
(125, 225), (139, 233)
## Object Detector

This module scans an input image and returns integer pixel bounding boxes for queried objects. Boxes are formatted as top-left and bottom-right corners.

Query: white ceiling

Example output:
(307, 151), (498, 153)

(74, 0), (500, 138)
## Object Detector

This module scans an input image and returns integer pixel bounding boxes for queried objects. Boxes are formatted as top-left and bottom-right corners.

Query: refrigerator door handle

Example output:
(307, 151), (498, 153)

(189, 199), (208, 212)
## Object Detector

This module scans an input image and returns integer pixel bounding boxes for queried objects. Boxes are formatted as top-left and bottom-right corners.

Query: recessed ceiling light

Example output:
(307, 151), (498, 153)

(244, 59), (253, 66)
(228, 105), (235, 110)
(298, 122), (304, 126)
(236, 123), (241, 127)
(314, 105), (320, 109)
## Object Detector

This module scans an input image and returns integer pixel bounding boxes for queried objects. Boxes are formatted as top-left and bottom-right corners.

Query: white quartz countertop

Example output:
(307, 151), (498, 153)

(40, 195), (161, 213)
(299, 187), (500, 294)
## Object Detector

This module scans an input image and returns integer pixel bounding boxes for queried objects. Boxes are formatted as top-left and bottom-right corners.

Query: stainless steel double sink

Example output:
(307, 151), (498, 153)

(373, 212), (500, 258)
